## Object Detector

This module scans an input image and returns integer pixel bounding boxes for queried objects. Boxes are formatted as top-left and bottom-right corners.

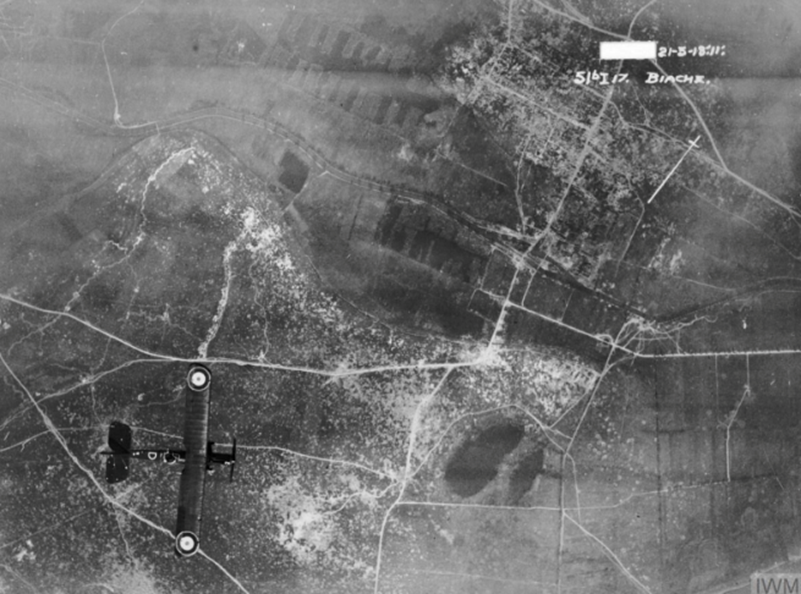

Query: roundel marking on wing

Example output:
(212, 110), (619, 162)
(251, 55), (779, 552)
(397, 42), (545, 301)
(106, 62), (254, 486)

(175, 531), (200, 557)
(186, 365), (211, 391)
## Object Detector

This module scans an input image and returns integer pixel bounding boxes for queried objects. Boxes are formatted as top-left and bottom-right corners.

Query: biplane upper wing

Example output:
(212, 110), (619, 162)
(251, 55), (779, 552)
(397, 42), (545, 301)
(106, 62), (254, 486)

(173, 364), (211, 558)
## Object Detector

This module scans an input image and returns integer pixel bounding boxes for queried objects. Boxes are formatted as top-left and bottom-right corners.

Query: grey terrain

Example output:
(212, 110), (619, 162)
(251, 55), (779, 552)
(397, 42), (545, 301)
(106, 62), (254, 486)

(2, 1), (801, 593)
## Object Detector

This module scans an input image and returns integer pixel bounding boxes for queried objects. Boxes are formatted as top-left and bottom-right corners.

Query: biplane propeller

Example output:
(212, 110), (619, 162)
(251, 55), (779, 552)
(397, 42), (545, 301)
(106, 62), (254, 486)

(101, 364), (236, 557)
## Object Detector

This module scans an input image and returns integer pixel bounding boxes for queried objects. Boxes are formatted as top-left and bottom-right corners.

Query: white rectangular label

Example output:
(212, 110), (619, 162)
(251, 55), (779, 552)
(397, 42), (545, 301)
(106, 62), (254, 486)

(599, 41), (657, 61)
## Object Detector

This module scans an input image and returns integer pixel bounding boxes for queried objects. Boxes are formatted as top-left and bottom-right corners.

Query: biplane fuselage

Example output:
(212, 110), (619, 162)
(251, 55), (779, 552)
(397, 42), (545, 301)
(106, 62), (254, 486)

(102, 364), (235, 558)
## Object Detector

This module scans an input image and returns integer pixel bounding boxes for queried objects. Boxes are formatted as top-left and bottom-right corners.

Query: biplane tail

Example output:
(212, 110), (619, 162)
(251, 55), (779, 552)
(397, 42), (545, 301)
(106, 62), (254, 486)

(105, 421), (132, 484)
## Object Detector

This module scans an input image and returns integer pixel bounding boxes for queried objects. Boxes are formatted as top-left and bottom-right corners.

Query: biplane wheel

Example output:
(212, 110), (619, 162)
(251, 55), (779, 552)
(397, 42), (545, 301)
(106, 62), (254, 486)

(163, 452), (177, 465)
(186, 365), (211, 392)
(175, 531), (200, 557)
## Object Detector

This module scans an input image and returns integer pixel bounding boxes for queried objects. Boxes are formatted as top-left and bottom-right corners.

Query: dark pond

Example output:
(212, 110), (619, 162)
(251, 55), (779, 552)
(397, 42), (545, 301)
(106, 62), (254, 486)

(445, 422), (524, 497)
(278, 150), (309, 194)
(508, 448), (545, 504)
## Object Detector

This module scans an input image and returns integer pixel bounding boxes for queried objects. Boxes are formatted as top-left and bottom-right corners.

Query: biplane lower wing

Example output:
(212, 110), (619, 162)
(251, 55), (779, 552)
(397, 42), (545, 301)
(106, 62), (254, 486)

(174, 364), (212, 558)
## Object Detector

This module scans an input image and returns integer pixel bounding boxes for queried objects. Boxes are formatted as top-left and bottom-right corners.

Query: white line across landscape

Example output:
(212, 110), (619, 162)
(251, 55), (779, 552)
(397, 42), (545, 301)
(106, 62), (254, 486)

(647, 135), (701, 204)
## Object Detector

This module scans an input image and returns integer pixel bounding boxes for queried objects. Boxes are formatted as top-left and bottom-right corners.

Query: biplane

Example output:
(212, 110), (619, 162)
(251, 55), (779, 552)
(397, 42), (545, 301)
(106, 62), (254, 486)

(101, 364), (235, 557)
